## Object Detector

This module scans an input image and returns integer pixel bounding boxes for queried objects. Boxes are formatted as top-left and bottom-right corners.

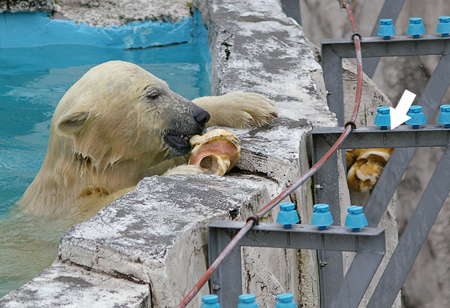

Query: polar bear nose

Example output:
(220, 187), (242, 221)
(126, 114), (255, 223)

(194, 109), (210, 127)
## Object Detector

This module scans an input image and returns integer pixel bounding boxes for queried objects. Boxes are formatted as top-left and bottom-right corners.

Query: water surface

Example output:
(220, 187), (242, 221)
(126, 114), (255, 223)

(0, 42), (210, 297)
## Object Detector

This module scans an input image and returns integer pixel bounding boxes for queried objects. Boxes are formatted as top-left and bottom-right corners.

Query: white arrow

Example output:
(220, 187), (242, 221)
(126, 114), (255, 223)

(389, 89), (417, 130)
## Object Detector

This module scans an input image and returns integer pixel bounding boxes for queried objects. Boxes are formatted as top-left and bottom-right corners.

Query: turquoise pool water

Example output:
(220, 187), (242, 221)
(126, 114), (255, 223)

(0, 12), (210, 297)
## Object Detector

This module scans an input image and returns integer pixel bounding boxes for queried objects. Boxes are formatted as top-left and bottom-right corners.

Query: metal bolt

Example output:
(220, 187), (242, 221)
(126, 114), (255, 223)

(320, 260), (328, 267)
(212, 282), (221, 291)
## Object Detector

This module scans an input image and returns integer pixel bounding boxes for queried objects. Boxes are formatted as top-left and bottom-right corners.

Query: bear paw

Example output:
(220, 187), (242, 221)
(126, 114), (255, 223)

(162, 164), (207, 176)
(193, 91), (278, 128)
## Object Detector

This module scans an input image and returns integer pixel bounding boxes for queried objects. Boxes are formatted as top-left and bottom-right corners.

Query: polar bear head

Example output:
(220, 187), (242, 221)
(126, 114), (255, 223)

(54, 60), (210, 162)
(20, 61), (209, 218)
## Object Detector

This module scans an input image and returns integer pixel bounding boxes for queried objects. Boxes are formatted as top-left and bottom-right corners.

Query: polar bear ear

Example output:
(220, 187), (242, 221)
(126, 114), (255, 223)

(56, 111), (89, 136)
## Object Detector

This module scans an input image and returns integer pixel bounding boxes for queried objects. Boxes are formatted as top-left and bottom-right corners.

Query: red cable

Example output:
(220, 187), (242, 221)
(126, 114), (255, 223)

(176, 3), (363, 307)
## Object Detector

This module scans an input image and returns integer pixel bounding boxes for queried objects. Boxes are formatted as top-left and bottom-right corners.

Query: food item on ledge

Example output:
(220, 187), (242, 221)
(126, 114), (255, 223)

(189, 129), (241, 176)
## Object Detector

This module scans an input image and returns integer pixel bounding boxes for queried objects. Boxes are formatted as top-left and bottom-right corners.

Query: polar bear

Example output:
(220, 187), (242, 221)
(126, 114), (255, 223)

(17, 61), (277, 222)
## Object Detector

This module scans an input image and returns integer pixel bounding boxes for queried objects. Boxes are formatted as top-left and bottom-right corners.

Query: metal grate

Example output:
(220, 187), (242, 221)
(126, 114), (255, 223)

(208, 220), (386, 308)
(315, 35), (450, 307)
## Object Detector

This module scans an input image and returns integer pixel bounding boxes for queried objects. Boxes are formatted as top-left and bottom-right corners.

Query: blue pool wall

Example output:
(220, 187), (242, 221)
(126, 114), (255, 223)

(0, 10), (210, 52)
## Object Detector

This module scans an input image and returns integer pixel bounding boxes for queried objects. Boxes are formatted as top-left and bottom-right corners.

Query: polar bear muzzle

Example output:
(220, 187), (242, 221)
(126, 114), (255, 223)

(164, 107), (210, 156)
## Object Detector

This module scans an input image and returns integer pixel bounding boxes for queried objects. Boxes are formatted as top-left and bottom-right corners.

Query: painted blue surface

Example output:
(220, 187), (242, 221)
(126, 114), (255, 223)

(0, 12), (194, 49)
(0, 10), (211, 297)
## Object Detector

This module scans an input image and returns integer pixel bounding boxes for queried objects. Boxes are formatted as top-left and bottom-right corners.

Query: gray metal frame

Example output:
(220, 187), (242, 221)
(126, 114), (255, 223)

(315, 30), (450, 308)
(208, 221), (385, 308)
(322, 35), (450, 125)
(364, 0), (406, 77)
(280, 0), (301, 25)
(312, 127), (450, 307)
(312, 126), (450, 307)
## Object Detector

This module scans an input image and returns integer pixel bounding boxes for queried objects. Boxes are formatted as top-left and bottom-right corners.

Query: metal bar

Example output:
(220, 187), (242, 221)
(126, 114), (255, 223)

(367, 145), (450, 308)
(322, 43), (345, 125)
(316, 21), (450, 308)
(318, 250), (343, 308)
(315, 54), (450, 304)
(364, 0), (407, 77)
(208, 221), (385, 308)
(364, 147), (416, 227)
(312, 137), (342, 218)
(369, 0), (406, 38)
(363, 54), (450, 226)
(419, 54), (450, 120)
(312, 132), (344, 307)
(322, 35), (450, 59)
(208, 221), (384, 252)
(280, 0), (301, 25)
(330, 251), (385, 308)
(208, 225), (242, 308)
(312, 125), (450, 149)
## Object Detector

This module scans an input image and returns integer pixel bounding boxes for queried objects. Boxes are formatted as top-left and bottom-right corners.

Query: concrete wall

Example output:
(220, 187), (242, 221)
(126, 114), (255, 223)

(0, 0), (399, 307)
(0, 0), (53, 12)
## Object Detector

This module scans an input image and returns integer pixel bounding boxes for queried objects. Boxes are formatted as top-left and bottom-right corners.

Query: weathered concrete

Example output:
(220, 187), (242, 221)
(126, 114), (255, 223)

(0, 261), (150, 308)
(196, 0), (335, 127)
(193, 3), (340, 306)
(54, 0), (191, 26)
(0, 0), (53, 12)
(0, 0), (401, 307)
(58, 175), (278, 307)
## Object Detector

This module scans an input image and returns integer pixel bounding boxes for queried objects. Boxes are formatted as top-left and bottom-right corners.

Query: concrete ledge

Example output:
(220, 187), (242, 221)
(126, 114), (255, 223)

(54, 0), (191, 26)
(0, 0), (54, 13)
(230, 117), (311, 183)
(58, 175), (273, 290)
(196, 0), (336, 127)
(0, 261), (149, 308)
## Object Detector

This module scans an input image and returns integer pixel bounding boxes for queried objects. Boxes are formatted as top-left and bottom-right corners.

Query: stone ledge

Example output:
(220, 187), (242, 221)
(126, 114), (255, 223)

(0, 0), (54, 13)
(195, 0), (337, 128)
(54, 0), (191, 26)
(224, 117), (312, 188)
(0, 261), (149, 308)
(58, 174), (277, 307)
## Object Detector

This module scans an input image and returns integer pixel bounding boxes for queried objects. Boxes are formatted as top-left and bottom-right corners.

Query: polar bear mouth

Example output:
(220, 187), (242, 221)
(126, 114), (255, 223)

(164, 134), (192, 154)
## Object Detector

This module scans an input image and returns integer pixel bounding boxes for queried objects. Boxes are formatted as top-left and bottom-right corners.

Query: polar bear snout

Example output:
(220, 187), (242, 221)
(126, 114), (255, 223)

(194, 108), (210, 128)
(163, 105), (210, 157)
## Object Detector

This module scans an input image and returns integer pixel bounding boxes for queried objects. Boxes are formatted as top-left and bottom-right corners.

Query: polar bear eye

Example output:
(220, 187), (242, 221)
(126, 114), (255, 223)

(146, 89), (160, 100)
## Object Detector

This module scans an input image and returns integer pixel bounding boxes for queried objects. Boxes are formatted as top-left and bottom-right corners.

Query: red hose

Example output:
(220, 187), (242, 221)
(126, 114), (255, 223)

(176, 3), (363, 307)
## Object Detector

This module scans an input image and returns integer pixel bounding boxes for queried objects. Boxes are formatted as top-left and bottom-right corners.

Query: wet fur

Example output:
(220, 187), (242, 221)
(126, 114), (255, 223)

(17, 61), (277, 221)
